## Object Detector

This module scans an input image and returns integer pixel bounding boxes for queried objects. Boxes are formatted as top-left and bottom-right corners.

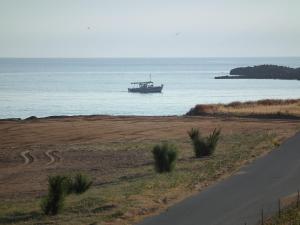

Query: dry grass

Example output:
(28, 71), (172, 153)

(265, 207), (300, 225)
(265, 193), (300, 225)
(187, 99), (300, 118)
(0, 115), (299, 225)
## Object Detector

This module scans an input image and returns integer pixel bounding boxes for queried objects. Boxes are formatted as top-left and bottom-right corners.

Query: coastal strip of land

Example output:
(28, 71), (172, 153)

(187, 99), (300, 119)
(0, 101), (300, 225)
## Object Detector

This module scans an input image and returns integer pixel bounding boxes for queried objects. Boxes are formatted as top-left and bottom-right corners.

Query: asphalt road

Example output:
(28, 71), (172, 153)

(138, 132), (300, 225)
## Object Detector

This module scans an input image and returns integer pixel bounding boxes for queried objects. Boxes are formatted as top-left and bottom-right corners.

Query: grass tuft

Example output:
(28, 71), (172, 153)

(71, 173), (93, 194)
(40, 175), (70, 215)
(188, 128), (221, 158)
(152, 142), (178, 173)
(40, 173), (92, 215)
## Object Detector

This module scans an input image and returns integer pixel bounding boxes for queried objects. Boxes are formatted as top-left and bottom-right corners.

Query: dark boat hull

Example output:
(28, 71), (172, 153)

(128, 85), (163, 93)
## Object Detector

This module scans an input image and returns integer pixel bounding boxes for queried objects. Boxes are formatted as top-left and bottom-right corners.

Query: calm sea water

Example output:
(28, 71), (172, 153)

(0, 57), (300, 119)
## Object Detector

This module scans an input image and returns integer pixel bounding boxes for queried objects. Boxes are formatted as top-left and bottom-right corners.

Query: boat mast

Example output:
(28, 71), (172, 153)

(149, 73), (152, 82)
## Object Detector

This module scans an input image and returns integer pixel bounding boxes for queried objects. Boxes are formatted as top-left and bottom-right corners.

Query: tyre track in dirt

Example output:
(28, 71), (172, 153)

(20, 151), (34, 165)
(0, 151), (34, 183)
(45, 150), (61, 165)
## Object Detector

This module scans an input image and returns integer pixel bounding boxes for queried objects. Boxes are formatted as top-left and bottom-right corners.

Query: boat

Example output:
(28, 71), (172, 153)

(128, 75), (163, 93)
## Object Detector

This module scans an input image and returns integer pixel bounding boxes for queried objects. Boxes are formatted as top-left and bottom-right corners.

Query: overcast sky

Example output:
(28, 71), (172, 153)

(0, 0), (299, 57)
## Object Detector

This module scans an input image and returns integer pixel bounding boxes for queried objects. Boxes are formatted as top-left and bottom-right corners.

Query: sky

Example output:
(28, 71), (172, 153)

(0, 0), (299, 58)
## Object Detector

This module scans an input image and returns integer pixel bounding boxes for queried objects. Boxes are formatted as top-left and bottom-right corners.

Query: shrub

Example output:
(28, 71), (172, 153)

(188, 128), (199, 140)
(188, 128), (221, 158)
(152, 142), (178, 173)
(41, 173), (93, 215)
(225, 101), (243, 108)
(71, 173), (93, 194)
(64, 175), (74, 195)
(207, 129), (221, 153)
(41, 175), (70, 215)
(186, 104), (218, 116)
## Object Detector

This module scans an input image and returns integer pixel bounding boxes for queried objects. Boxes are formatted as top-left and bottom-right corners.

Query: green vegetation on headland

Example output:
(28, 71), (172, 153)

(215, 65), (300, 80)
(186, 99), (300, 119)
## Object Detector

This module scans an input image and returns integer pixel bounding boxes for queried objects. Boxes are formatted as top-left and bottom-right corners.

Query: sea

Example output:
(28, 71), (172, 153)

(0, 57), (300, 119)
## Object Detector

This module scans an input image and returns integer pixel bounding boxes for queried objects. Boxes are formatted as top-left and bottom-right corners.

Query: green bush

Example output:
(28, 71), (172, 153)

(41, 173), (93, 215)
(152, 142), (178, 173)
(188, 128), (221, 158)
(40, 175), (70, 215)
(64, 175), (74, 195)
(71, 173), (93, 194)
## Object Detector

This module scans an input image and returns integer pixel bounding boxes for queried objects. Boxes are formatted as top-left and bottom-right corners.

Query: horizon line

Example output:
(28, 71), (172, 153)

(0, 56), (300, 59)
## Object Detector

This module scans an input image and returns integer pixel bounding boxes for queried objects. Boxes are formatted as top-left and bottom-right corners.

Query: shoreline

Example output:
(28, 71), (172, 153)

(2, 98), (300, 122)
(1, 114), (300, 123)
(0, 114), (183, 122)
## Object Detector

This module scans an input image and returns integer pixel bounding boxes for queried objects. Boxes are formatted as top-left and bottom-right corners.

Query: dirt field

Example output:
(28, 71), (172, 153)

(0, 115), (299, 225)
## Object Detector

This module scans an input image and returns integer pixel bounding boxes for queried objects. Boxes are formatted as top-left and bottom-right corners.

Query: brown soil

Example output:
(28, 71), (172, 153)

(0, 115), (298, 200)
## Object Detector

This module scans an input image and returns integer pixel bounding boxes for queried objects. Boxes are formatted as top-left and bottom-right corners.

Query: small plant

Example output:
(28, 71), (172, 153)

(188, 128), (221, 158)
(71, 173), (93, 194)
(152, 142), (178, 173)
(207, 129), (221, 153)
(64, 175), (74, 195)
(188, 128), (199, 140)
(41, 175), (70, 215)
(41, 173), (93, 215)
(272, 139), (280, 147)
